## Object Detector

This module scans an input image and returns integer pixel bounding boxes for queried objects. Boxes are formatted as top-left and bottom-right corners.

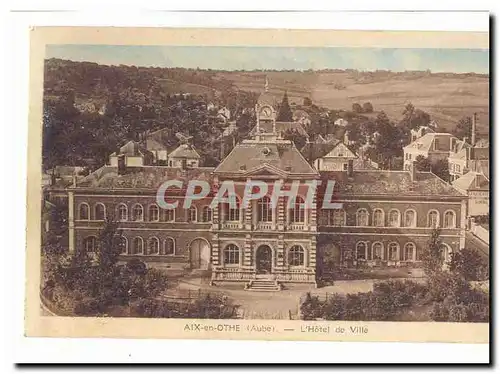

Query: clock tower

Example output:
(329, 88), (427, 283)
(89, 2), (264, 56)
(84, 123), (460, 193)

(255, 77), (278, 141)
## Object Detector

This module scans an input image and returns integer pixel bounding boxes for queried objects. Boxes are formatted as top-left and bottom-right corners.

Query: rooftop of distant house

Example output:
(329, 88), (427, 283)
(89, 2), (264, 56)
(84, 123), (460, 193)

(452, 171), (490, 192)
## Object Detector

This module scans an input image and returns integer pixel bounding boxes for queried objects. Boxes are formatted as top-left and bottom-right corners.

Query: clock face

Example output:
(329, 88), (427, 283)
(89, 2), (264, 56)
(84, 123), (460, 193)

(261, 107), (272, 117)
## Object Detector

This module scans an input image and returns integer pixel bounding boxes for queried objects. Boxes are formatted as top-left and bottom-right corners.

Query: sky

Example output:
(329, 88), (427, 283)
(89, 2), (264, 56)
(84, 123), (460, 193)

(46, 45), (489, 74)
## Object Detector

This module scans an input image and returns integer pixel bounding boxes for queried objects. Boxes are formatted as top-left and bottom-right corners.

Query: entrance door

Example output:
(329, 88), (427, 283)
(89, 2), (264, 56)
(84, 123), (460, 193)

(256, 245), (273, 274)
(190, 239), (211, 270)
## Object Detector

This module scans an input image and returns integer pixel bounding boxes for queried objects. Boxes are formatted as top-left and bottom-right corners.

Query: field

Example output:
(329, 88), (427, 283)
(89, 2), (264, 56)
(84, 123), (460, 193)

(215, 70), (490, 133)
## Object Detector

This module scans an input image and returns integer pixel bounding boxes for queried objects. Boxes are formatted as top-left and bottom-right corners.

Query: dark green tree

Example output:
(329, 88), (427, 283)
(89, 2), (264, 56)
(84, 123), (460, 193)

(362, 102), (374, 113)
(452, 116), (472, 142)
(303, 97), (313, 106)
(277, 91), (293, 122)
(431, 159), (450, 182)
(415, 155), (431, 171)
(97, 218), (122, 271)
(400, 102), (431, 130)
(283, 129), (307, 150)
(421, 228), (444, 277)
(449, 248), (489, 281)
(352, 103), (363, 113)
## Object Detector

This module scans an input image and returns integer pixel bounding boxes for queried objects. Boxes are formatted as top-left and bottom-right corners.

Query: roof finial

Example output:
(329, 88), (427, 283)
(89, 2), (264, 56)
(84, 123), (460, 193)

(265, 76), (269, 92)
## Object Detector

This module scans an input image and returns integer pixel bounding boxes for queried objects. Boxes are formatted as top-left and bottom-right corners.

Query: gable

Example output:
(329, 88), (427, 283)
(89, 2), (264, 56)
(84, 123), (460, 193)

(323, 143), (356, 158)
(242, 163), (289, 178)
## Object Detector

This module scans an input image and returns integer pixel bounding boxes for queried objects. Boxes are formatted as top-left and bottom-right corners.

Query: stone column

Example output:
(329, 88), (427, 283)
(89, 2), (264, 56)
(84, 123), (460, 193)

(309, 187), (317, 232)
(277, 196), (285, 230)
(211, 234), (220, 266)
(246, 199), (254, 230)
(68, 191), (75, 253)
(277, 234), (285, 267)
(272, 203), (277, 229)
(244, 234), (253, 267)
(212, 199), (220, 230)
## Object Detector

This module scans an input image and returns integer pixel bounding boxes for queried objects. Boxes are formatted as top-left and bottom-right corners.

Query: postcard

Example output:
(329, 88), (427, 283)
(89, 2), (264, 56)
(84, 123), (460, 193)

(25, 26), (489, 345)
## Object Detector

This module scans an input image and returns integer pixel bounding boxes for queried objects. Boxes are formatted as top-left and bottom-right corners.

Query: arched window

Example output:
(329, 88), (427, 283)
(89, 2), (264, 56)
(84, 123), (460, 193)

(288, 245), (305, 266)
(83, 236), (97, 252)
(427, 210), (439, 228)
(114, 236), (127, 255)
(258, 196), (273, 222)
(404, 209), (417, 227)
(164, 208), (175, 222)
(148, 237), (160, 255)
(388, 209), (400, 227)
(132, 204), (144, 221)
(373, 209), (385, 227)
(329, 209), (345, 226)
(223, 244), (240, 265)
(388, 242), (400, 261)
(163, 237), (175, 255)
(202, 206), (212, 222)
(356, 209), (369, 226)
(356, 242), (367, 260)
(444, 210), (456, 228)
(149, 204), (159, 222)
(132, 237), (144, 255)
(290, 197), (305, 223)
(222, 198), (240, 222)
(372, 242), (384, 260)
(188, 206), (198, 222)
(117, 204), (128, 221)
(79, 203), (90, 220)
(404, 243), (416, 261)
(94, 203), (106, 221)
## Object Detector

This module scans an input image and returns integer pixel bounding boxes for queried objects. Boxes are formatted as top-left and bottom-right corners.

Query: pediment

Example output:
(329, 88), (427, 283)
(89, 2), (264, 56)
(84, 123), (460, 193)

(242, 163), (289, 178)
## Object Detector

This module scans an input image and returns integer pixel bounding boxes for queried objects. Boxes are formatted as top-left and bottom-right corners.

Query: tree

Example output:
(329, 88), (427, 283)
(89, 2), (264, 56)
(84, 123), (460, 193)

(449, 248), (489, 281)
(352, 103), (363, 113)
(283, 129), (307, 150)
(303, 97), (313, 106)
(415, 155), (431, 171)
(362, 102), (374, 113)
(452, 116), (472, 141)
(97, 218), (123, 271)
(431, 159), (450, 182)
(400, 102), (431, 130)
(421, 228), (444, 277)
(277, 91), (293, 122)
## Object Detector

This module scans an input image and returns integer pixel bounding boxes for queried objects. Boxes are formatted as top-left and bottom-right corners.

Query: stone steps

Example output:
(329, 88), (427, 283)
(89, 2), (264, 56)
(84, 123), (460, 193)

(245, 279), (282, 292)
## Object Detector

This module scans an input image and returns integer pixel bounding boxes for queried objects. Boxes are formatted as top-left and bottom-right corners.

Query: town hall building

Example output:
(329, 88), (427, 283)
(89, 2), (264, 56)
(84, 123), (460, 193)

(53, 84), (468, 290)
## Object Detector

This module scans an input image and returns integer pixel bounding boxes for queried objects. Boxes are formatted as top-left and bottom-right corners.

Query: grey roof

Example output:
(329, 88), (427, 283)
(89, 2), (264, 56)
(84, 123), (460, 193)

(76, 166), (214, 190)
(214, 139), (318, 176)
(110, 140), (152, 157)
(319, 170), (465, 197)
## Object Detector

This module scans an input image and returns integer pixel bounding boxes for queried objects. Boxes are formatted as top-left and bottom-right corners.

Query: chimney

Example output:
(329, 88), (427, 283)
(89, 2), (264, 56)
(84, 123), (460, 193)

(471, 113), (477, 146)
(409, 161), (417, 182)
(347, 159), (354, 177)
(117, 155), (126, 175)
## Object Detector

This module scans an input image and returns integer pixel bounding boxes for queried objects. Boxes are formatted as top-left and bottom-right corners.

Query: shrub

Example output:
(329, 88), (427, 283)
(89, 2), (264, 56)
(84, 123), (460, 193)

(300, 293), (324, 320)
